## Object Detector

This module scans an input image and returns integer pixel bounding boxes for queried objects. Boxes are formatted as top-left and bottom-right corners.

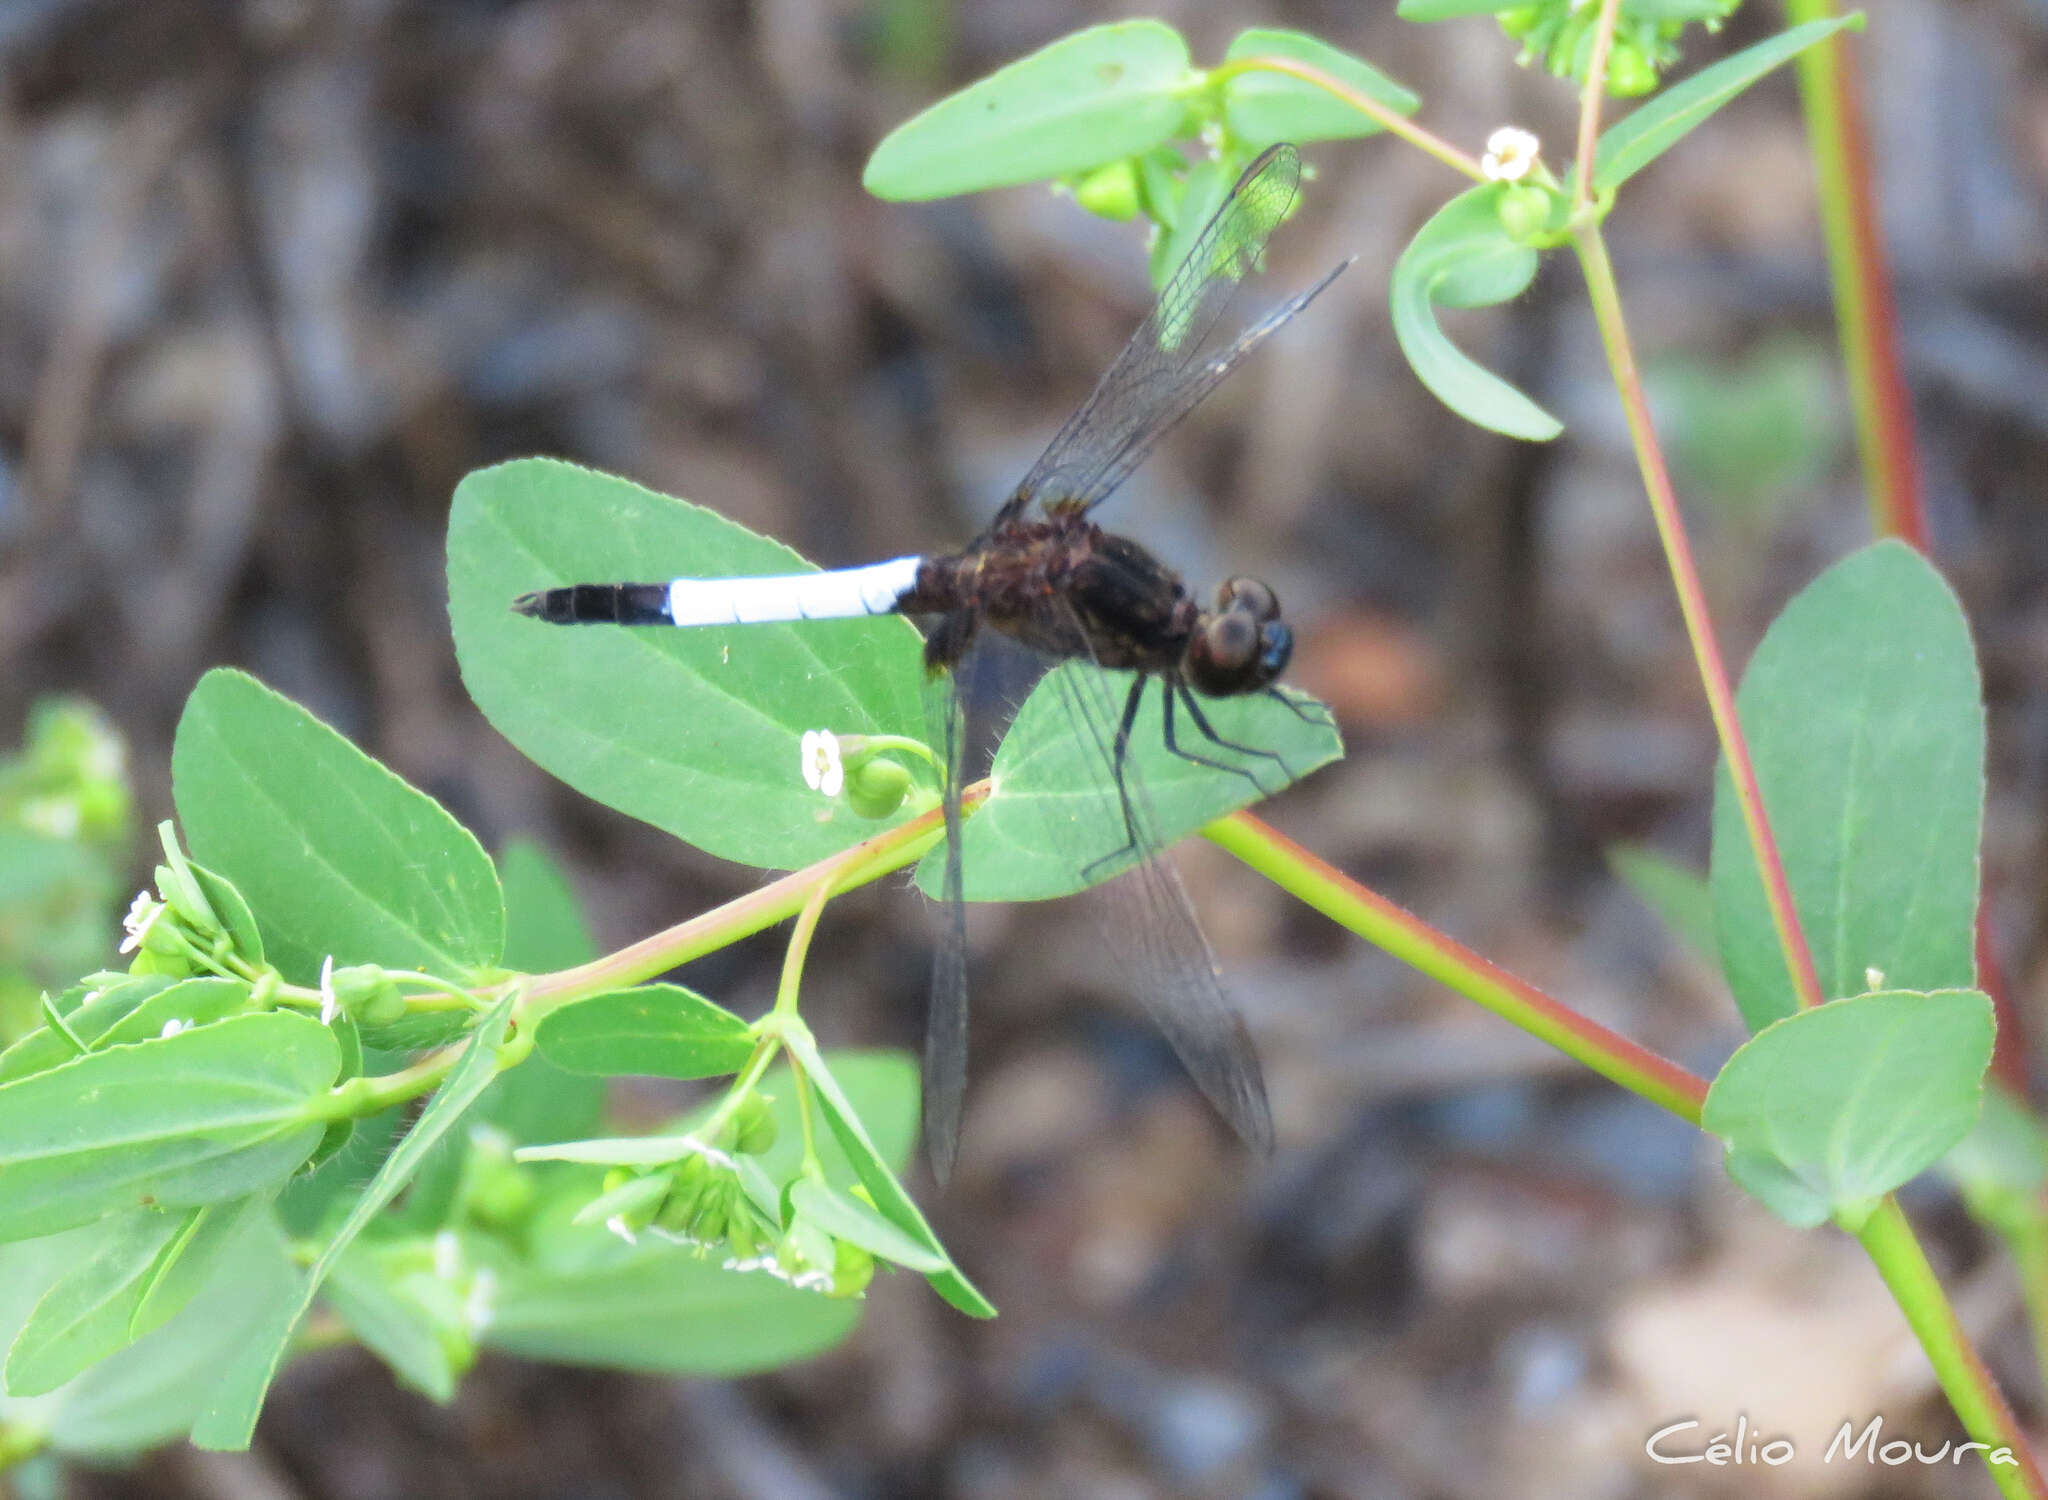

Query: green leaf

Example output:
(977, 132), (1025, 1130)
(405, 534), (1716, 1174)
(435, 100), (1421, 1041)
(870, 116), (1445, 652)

(0, 1012), (337, 1241)
(4, 1198), (262, 1397)
(1710, 541), (1984, 1029)
(1606, 844), (1716, 959)
(1220, 28), (1418, 147)
(1944, 1086), (2048, 1236)
(479, 839), (606, 1145)
(448, 458), (928, 872)
(1389, 184), (1561, 442)
(190, 994), (513, 1451)
(780, 1031), (993, 1317)
(92, 977), (252, 1051)
(183, 860), (263, 969)
(1588, 17), (1860, 193)
(0, 1211), (300, 1459)
(788, 1179), (948, 1274)
(0, 975), (175, 1085)
(863, 21), (1194, 200)
(1703, 989), (1994, 1228)
(323, 1246), (458, 1402)
(534, 984), (755, 1080)
(920, 668), (1340, 902)
(172, 669), (505, 985)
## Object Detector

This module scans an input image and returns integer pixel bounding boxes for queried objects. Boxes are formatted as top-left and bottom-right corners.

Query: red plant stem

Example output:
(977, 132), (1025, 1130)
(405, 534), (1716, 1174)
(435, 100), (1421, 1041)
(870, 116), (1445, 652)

(1787, 6), (1927, 549)
(1207, 813), (1709, 1122)
(1571, 0), (1628, 211)
(1572, 222), (1826, 1012)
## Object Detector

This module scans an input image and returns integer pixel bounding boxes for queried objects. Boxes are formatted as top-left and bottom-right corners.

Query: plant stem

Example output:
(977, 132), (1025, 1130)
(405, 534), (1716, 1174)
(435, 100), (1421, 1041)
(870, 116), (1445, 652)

(1856, 1197), (2048, 1498)
(519, 785), (983, 1022)
(1570, 218), (1826, 1012)
(1782, 0), (1927, 549)
(1204, 812), (1708, 1122)
(1213, 56), (1483, 181)
(1571, 0), (1628, 210)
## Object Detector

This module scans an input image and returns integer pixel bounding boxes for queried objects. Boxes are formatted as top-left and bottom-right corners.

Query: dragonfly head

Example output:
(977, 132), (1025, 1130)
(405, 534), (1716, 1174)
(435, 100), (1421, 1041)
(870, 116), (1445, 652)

(1186, 576), (1291, 696)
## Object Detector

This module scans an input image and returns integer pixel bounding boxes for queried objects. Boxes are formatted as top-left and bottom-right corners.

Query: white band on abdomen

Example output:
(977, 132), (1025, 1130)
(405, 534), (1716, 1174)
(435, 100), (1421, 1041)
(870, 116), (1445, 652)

(665, 555), (923, 627)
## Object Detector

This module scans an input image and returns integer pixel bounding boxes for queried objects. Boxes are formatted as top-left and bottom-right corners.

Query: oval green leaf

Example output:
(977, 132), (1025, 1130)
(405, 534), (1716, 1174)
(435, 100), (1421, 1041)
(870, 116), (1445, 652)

(534, 984), (755, 1080)
(920, 668), (1341, 902)
(172, 669), (505, 985)
(0, 1011), (338, 1242)
(0, 975), (176, 1086)
(1703, 988), (1994, 1228)
(1389, 184), (1561, 441)
(1221, 28), (1419, 146)
(863, 21), (1194, 200)
(1709, 541), (1984, 1029)
(449, 458), (928, 872)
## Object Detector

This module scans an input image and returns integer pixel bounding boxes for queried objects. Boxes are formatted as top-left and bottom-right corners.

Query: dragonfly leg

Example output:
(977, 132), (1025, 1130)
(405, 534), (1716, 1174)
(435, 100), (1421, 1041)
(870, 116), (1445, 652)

(1263, 684), (1334, 726)
(1170, 681), (1289, 790)
(1081, 674), (1151, 883)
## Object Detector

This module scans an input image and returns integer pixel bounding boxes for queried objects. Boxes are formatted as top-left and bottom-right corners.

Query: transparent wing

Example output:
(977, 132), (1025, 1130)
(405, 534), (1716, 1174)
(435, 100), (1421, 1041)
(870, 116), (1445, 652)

(1035, 605), (1274, 1151)
(921, 666), (970, 1184)
(986, 143), (1346, 535)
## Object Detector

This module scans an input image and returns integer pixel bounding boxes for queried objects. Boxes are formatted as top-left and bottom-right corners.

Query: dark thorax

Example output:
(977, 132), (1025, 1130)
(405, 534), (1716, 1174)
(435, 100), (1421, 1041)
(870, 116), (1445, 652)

(901, 510), (1199, 676)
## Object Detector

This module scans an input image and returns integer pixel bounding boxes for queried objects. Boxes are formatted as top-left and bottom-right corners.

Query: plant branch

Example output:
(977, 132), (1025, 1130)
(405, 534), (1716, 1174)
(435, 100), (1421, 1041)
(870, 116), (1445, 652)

(1570, 218), (1826, 1012)
(1782, 0), (1926, 549)
(1205, 812), (1708, 1121)
(517, 786), (982, 1021)
(1857, 1197), (2048, 1498)
(1213, 56), (1483, 181)
(1572, 0), (1628, 210)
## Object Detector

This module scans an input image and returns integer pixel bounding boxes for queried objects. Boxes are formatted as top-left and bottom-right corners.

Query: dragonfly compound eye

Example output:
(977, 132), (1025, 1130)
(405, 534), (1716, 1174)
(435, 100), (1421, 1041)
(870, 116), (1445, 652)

(1188, 611), (1264, 694)
(1258, 621), (1293, 682)
(1217, 576), (1280, 622)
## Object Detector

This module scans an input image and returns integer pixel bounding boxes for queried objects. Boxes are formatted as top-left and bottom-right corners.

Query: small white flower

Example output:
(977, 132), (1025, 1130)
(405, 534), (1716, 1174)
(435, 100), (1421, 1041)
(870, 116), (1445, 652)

(158, 1018), (190, 1040)
(800, 729), (844, 798)
(1481, 126), (1541, 183)
(605, 1215), (638, 1246)
(319, 955), (339, 1026)
(1865, 966), (1885, 992)
(433, 1228), (462, 1280)
(120, 890), (162, 954)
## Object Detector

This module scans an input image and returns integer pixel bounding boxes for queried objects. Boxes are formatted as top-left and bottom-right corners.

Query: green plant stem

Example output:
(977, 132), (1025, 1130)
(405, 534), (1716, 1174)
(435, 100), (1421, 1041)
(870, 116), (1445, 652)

(773, 875), (837, 1021)
(1570, 219), (1826, 1013)
(518, 785), (984, 1022)
(1571, 0), (1628, 210)
(1782, 0), (1926, 550)
(1204, 812), (1708, 1121)
(1213, 56), (1482, 181)
(1856, 1198), (2048, 1498)
(2008, 1203), (2048, 1419)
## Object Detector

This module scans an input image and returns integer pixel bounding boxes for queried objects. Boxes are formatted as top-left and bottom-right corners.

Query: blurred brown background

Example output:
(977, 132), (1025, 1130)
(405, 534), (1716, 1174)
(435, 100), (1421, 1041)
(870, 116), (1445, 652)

(7, 0), (2048, 1496)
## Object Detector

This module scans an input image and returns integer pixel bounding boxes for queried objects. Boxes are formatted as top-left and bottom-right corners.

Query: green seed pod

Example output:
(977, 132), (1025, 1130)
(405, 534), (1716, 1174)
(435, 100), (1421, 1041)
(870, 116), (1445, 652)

(1605, 40), (1660, 96)
(1495, 184), (1554, 244)
(827, 1240), (876, 1299)
(844, 756), (913, 820)
(129, 945), (196, 980)
(1494, 4), (1543, 38)
(331, 965), (407, 1026)
(731, 1093), (779, 1156)
(1073, 159), (1141, 223)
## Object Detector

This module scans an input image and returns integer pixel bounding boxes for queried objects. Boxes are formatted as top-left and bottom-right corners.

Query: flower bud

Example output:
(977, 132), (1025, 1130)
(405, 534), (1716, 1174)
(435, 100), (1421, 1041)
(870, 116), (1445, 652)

(1073, 160), (1141, 223)
(731, 1093), (779, 1156)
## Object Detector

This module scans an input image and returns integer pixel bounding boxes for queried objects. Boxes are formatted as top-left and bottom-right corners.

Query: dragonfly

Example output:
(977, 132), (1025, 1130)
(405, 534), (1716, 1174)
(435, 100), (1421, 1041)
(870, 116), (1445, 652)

(514, 143), (1348, 1177)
